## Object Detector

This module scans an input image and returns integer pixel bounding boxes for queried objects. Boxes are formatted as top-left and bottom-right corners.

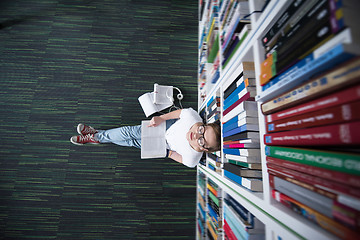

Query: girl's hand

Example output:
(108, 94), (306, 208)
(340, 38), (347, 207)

(148, 116), (164, 127)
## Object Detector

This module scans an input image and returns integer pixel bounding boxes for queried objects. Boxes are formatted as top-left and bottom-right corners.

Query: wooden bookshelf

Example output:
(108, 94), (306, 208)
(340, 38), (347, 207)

(196, 0), (360, 239)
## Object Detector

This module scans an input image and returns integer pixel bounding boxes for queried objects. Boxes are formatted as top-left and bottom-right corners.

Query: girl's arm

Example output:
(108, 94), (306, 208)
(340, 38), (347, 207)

(168, 150), (182, 164)
(148, 109), (182, 127)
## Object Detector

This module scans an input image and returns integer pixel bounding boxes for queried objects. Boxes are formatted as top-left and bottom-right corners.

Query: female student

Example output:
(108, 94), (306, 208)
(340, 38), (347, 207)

(70, 108), (221, 168)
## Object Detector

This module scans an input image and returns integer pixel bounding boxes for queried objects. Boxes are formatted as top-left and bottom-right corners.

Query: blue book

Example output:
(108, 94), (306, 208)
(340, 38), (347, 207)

(223, 114), (241, 128)
(223, 117), (258, 133)
(223, 123), (259, 138)
(198, 203), (205, 219)
(224, 170), (263, 191)
(223, 120), (242, 133)
(223, 148), (260, 156)
(222, 15), (240, 51)
(224, 80), (247, 106)
(211, 70), (220, 83)
(225, 193), (254, 226)
(224, 206), (245, 240)
(206, 96), (214, 107)
(223, 86), (253, 110)
(224, 205), (249, 240)
(261, 42), (355, 96)
(207, 203), (218, 223)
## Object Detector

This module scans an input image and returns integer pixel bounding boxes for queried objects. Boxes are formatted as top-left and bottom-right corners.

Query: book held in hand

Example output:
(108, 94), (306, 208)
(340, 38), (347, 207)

(141, 120), (166, 159)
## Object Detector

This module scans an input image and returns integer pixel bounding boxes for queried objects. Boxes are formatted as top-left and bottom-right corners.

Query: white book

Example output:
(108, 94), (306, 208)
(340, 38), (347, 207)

(141, 120), (166, 159)
(225, 154), (261, 163)
(138, 92), (173, 117)
(222, 101), (258, 123)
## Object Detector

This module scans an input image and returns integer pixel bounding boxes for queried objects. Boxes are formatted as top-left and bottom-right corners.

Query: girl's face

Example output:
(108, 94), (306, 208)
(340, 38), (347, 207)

(186, 122), (217, 152)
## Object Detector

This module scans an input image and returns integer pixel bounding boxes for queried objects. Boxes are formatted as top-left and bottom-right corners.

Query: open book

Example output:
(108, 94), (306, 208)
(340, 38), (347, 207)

(141, 120), (167, 159)
(138, 92), (173, 117)
(138, 84), (174, 117)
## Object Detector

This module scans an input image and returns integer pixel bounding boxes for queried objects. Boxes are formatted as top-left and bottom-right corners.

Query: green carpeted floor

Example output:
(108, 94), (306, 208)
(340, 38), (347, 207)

(0, 0), (199, 239)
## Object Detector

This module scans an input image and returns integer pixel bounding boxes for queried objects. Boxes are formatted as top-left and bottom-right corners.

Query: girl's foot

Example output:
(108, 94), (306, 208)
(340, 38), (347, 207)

(77, 123), (97, 135)
(70, 133), (100, 145)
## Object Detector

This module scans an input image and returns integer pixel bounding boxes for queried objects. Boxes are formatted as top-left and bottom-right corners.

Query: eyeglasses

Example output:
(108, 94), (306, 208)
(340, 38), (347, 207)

(197, 125), (206, 148)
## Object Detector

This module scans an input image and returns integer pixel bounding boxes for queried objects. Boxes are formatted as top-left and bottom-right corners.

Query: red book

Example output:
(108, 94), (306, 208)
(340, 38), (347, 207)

(265, 83), (360, 123)
(271, 189), (359, 240)
(266, 100), (360, 133)
(267, 163), (360, 199)
(266, 156), (360, 188)
(268, 171), (360, 230)
(264, 121), (360, 146)
(223, 220), (237, 240)
(223, 143), (260, 149)
(223, 91), (253, 116)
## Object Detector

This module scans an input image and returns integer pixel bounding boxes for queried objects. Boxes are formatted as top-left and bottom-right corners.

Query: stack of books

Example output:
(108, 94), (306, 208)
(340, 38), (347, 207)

(197, 170), (207, 239)
(219, 0), (251, 69)
(207, 178), (222, 240)
(258, 0), (360, 100)
(206, 93), (221, 123)
(222, 62), (262, 192)
(223, 193), (265, 240)
(259, 1), (360, 237)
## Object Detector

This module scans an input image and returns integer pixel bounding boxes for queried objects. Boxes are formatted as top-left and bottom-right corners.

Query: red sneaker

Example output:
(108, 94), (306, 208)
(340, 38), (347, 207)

(70, 134), (100, 145)
(77, 123), (97, 135)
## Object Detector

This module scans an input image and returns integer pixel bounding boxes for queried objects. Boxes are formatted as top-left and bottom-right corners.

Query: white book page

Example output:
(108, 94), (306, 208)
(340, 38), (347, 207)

(141, 120), (166, 159)
(138, 93), (158, 117)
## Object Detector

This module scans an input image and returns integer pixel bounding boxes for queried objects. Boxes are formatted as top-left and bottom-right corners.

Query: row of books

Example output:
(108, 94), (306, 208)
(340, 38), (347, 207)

(257, 0), (360, 101)
(224, 193), (265, 240)
(221, 62), (263, 192)
(197, 168), (265, 240)
(197, 171), (207, 239)
(198, 0), (220, 105)
(219, 0), (251, 69)
(259, 1), (360, 238)
(207, 178), (222, 240)
(197, 169), (223, 240)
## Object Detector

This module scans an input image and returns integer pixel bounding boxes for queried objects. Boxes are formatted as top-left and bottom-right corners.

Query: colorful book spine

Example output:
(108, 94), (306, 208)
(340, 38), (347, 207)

(223, 90), (256, 116)
(223, 101), (258, 123)
(223, 131), (259, 142)
(259, 29), (356, 100)
(267, 163), (360, 204)
(224, 170), (263, 191)
(265, 82), (360, 123)
(223, 143), (260, 149)
(266, 100), (360, 133)
(261, 0), (306, 47)
(261, 0), (334, 85)
(224, 78), (254, 106)
(223, 115), (258, 132)
(265, 145), (360, 176)
(224, 77), (255, 99)
(261, 57), (360, 114)
(223, 148), (260, 157)
(224, 163), (262, 178)
(224, 193), (254, 225)
(223, 220), (237, 240)
(272, 189), (359, 240)
(264, 121), (360, 146)
(266, 156), (360, 187)
(223, 123), (259, 138)
(227, 159), (262, 169)
(225, 154), (261, 164)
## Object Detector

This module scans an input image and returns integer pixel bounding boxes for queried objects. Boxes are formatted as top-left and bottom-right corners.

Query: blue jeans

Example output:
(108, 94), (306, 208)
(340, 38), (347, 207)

(94, 119), (177, 149)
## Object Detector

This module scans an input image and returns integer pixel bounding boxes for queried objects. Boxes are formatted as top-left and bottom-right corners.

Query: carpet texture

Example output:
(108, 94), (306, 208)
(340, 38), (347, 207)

(0, 0), (199, 239)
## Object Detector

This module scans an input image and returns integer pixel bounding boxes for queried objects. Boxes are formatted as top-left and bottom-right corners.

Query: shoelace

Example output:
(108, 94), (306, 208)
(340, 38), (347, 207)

(79, 134), (94, 143)
(82, 126), (94, 135)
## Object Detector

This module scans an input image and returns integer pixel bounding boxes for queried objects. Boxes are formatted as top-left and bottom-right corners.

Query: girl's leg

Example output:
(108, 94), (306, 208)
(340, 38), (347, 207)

(94, 125), (142, 148)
